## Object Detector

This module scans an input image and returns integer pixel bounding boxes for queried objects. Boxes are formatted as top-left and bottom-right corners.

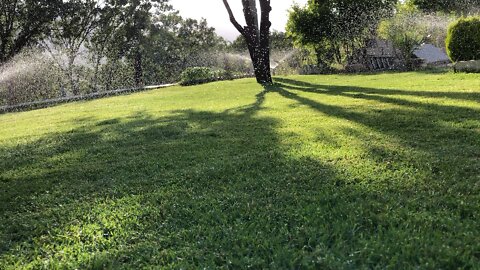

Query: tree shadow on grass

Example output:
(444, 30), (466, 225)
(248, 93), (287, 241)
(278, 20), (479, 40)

(269, 79), (479, 198)
(0, 82), (479, 269)
(272, 78), (480, 158)
(275, 77), (480, 103)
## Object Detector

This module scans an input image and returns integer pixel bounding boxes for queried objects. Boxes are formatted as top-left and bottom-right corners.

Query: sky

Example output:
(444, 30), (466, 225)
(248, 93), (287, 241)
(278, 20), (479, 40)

(169, 0), (309, 41)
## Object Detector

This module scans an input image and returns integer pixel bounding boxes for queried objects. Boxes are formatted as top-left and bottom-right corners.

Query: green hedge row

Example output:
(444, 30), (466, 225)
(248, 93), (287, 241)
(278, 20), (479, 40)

(446, 16), (480, 62)
(180, 67), (236, 86)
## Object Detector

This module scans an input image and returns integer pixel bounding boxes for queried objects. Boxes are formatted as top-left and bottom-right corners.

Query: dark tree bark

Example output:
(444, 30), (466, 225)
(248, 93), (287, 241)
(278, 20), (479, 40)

(134, 48), (144, 86)
(222, 0), (273, 84)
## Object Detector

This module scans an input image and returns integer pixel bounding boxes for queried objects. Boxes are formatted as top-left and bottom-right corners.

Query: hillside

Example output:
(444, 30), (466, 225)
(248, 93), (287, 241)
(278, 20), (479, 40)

(1, 72), (479, 269)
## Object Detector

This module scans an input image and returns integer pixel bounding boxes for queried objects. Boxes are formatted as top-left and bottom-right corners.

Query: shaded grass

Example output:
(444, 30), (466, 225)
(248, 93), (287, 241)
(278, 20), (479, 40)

(0, 72), (479, 269)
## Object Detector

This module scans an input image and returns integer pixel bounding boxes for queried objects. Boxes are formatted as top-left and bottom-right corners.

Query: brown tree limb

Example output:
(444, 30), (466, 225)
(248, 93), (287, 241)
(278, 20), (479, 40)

(221, 0), (273, 84)
(259, 0), (272, 46)
(222, 0), (245, 35)
(241, 0), (259, 35)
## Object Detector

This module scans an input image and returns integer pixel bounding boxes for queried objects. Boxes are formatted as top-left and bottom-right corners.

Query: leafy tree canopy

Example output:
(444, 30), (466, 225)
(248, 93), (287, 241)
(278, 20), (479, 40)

(230, 31), (293, 52)
(408, 0), (480, 14)
(287, 0), (397, 68)
(0, 0), (62, 63)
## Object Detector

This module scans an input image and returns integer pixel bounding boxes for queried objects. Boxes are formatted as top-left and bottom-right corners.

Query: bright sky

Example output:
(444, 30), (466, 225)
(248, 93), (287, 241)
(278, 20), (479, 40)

(169, 0), (309, 41)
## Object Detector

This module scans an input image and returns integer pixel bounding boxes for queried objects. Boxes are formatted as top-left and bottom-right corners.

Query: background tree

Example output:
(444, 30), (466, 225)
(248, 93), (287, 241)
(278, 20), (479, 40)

(113, 0), (171, 86)
(0, 0), (61, 63)
(176, 18), (223, 69)
(378, 4), (426, 70)
(222, 0), (273, 84)
(287, 0), (397, 70)
(270, 31), (294, 51)
(1, 0), (232, 104)
(378, 3), (456, 69)
(140, 11), (182, 84)
(88, 1), (124, 92)
(142, 12), (226, 84)
(287, 1), (336, 70)
(408, 0), (480, 14)
(230, 30), (293, 52)
(229, 35), (249, 53)
(43, 0), (99, 95)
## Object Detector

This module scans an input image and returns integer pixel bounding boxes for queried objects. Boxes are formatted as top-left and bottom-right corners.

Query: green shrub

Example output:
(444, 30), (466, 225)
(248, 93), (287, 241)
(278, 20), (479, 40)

(180, 67), (214, 86)
(180, 67), (233, 86)
(446, 17), (480, 62)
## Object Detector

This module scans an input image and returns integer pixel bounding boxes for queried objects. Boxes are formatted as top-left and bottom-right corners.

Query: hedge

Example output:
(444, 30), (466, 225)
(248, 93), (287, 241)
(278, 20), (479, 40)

(180, 67), (235, 86)
(446, 17), (480, 62)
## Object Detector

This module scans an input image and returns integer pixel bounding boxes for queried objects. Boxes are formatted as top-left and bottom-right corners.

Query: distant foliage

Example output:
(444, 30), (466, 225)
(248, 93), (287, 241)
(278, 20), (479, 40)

(377, 4), (457, 69)
(446, 17), (480, 62)
(229, 31), (294, 53)
(409, 0), (480, 14)
(217, 53), (253, 75)
(0, 0), (61, 63)
(287, 0), (397, 70)
(181, 67), (214, 84)
(421, 13), (457, 48)
(180, 67), (233, 86)
(229, 36), (249, 53)
(1, 0), (229, 96)
(0, 51), (64, 106)
(97, 59), (137, 92)
(379, 4), (455, 55)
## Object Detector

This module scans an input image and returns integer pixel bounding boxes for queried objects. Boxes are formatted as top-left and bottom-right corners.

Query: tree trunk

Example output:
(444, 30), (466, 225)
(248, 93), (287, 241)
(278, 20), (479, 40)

(91, 51), (103, 93)
(68, 55), (79, 96)
(105, 59), (115, 92)
(246, 40), (271, 84)
(0, 41), (7, 63)
(6, 80), (15, 106)
(223, 0), (273, 85)
(59, 82), (67, 97)
(134, 48), (143, 87)
(314, 47), (329, 72)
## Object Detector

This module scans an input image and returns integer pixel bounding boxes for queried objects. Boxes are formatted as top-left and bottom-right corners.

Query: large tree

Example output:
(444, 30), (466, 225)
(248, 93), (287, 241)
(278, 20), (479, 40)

(88, 1), (124, 92)
(143, 13), (225, 84)
(0, 0), (61, 63)
(222, 0), (273, 84)
(108, 0), (171, 86)
(43, 0), (99, 95)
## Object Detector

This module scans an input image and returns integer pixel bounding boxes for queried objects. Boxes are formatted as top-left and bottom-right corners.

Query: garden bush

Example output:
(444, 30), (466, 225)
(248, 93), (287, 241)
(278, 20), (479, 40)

(180, 67), (214, 86)
(180, 67), (233, 86)
(446, 17), (480, 62)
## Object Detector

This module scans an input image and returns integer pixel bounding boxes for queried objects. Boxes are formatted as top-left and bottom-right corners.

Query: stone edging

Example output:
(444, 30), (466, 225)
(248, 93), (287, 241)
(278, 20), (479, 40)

(454, 60), (480, 73)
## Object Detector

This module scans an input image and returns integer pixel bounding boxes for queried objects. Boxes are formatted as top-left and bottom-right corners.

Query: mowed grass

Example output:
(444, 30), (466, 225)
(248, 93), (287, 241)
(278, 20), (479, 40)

(0, 71), (479, 269)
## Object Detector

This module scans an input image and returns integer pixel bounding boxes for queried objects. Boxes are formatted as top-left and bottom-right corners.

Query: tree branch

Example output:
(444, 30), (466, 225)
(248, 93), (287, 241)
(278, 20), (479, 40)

(259, 0), (272, 47)
(222, 0), (245, 35)
(242, 0), (259, 31)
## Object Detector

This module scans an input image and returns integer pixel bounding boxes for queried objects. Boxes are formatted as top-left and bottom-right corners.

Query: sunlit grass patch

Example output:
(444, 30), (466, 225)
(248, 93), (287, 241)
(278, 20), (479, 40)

(1, 72), (479, 269)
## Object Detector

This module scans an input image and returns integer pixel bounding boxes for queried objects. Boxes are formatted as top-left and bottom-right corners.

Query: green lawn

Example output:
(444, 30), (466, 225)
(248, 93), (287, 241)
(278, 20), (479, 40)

(1, 71), (479, 269)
